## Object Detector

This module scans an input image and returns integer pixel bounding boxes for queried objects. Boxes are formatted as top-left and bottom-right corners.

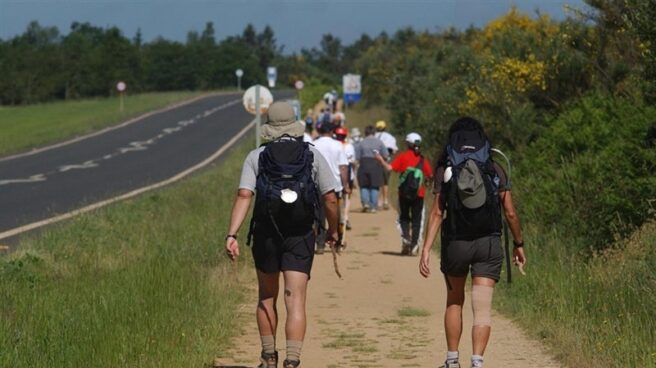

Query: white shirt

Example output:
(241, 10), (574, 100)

(343, 141), (356, 179)
(313, 136), (348, 192)
(303, 132), (313, 143)
(376, 131), (398, 153)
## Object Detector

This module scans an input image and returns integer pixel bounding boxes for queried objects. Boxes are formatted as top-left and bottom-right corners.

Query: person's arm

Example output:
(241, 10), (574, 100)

(225, 189), (254, 261)
(339, 165), (350, 194)
(322, 191), (339, 246)
(419, 192), (445, 278)
(501, 191), (526, 265)
(375, 153), (393, 171)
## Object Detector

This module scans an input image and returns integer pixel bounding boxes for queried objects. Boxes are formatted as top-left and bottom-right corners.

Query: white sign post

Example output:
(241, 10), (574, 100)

(116, 81), (127, 112)
(267, 66), (277, 88)
(342, 74), (362, 108)
(235, 69), (244, 91)
(243, 85), (274, 148)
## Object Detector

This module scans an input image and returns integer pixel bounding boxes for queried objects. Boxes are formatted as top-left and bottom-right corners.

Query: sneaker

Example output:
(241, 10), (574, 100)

(257, 351), (278, 368)
(383, 202), (390, 210)
(345, 220), (352, 231)
(315, 246), (325, 255)
(370, 208), (377, 214)
(362, 204), (370, 213)
(471, 359), (483, 368)
(440, 360), (460, 368)
(411, 244), (419, 256)
(283, 359), (300, 368)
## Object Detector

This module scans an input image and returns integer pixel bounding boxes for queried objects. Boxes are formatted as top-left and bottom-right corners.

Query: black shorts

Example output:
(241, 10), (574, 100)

(440, 235), (503, 281)
(252, 227), (315, 275)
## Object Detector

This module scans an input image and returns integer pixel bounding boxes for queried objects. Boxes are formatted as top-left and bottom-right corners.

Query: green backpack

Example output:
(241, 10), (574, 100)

(399, 157), (425, 200)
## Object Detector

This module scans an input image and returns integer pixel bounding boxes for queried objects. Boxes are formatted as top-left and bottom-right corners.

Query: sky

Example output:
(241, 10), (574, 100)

(0, 0), (587, 52)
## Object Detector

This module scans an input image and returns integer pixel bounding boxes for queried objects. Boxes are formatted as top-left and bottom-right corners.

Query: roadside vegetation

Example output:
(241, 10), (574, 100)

(0, 141), (252, 367)
(0, 91), (205, 157)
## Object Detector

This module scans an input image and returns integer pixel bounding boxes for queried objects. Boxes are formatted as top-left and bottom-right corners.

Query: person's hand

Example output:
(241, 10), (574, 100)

(513, 245), (526, 274)
(419, 248), (431, 278)
(225, 237), (240, 261)
(343, 185), (352, 195)
(374, 152), (384, 162)
(326, 229), (339, 249)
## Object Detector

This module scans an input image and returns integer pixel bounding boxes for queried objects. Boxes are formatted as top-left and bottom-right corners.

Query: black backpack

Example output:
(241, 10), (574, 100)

(398, 156), (425, 201)
(442, 129), (502, 240)
(248, 136), (321, 244)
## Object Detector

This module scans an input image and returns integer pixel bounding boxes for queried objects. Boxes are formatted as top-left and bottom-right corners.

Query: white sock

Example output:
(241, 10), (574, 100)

(471, 354), (484, 367)
(446, 351), (459, 362)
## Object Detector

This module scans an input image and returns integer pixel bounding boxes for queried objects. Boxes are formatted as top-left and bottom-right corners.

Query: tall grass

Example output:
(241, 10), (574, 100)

(495, 221), (656, 367)
(0, 91), (206, 157)
(0, 141), (253, 367)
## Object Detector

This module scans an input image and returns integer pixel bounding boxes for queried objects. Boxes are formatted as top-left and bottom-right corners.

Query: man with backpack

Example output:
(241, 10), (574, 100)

(418, 117), (526, 368)
(225, 101), (340, 368)
(376, 132), (433, 255)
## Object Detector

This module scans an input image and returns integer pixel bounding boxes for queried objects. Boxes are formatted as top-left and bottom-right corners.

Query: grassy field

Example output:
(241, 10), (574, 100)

(494, 221), (656, 367)
(0, 140), (253, 367)
(0, 91), (209, 157)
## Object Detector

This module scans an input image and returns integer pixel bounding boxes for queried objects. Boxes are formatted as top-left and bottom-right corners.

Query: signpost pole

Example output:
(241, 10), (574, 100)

(119, 92), (124, 113)
(255, 85), (261, 148)
(238, 76), (242, 91)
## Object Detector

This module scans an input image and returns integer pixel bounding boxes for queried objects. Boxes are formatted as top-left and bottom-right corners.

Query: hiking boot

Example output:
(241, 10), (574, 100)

(440, 360), (460, 368)
(282, 359), (300, 368)
(257, 351), (278, 368)
(345, 220), (352, 231)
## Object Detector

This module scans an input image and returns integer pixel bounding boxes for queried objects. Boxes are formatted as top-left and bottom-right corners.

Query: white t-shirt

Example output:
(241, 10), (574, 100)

(376, 131), (398, 153)
(313, 136), (348, 192)
(303, 132), (313, 143)
(343, 142), (356, 179)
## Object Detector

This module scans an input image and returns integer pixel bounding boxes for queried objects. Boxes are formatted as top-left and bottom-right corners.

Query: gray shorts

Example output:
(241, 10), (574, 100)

(440, 235), (503, 281)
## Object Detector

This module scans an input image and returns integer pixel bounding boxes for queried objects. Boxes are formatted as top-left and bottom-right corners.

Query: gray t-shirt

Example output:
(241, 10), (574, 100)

(355, 136), (389, 160)
(239, 145), (339, 195)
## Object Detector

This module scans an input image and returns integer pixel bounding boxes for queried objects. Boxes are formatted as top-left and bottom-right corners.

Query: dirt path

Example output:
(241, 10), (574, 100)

(216, 194), (559, 368)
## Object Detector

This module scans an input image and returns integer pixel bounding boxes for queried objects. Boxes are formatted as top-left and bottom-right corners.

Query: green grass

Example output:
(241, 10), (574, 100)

(494, 221), (656, 367)
(397, 307), (431, 318)
(0, 140), (253, 367)
(0, 91), (209, 157)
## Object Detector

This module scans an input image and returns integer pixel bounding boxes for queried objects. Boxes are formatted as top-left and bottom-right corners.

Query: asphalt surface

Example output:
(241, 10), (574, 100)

(0, 91), (293, 241)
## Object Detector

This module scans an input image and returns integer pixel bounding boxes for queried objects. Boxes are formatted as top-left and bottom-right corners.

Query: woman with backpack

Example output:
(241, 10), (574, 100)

(418, 117), (526, 368)
(376, 132), (433, 256)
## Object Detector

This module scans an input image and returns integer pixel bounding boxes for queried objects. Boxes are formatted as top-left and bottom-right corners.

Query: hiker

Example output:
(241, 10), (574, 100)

(313, 121), (351, 253)
(303, 109), (314, 143)
(376, 132), (433, 255)
(335, 126), (356, 231)
(375, 120), (398, 210)
(355, 125), (388, 213)
(225, 101), (340, 368)
(350, 127), (363, 144)
(418, 117), (526, 368)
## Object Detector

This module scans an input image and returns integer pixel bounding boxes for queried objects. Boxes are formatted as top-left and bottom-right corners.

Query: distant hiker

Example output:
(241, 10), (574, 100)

(377, 132), (433, 255)
(418, 117), (526, 368)
(335, 126), (356, 231)
(375, 120), (398, 210)
(350, 127), (363, 144)
(323, 92), (336, 113)
(225, 101), (340, 368)
(355, 125), (388, 213)
(313, 122), (351, 253)
(303, 109), (315, 143)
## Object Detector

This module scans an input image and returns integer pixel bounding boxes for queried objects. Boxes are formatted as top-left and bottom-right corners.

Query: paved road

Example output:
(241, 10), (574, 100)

(0, 91), (293, 241)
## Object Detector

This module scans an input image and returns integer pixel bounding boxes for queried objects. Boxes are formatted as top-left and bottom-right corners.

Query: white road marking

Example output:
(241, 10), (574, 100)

(58, 160), (99, 172)
(0, 93), (233, 163)
(0, 174), (47, 186)
(162, 127), (182, 134)
(0, 120), (255, 241)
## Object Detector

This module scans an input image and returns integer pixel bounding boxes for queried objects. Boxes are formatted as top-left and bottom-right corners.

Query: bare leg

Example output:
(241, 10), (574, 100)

(445, 275), (467, 351)
(256, 270), (280, 338)
(283, 270), (309, 340)
(471, 276), (495, 356)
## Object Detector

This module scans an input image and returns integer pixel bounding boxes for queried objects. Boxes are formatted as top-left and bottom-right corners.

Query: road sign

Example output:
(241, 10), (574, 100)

(343, 74), (362, 103)
(235, 69), (244, 78)
(116, 81), (127, 92)
(267, 66), (277, 88)
(294, 80), (304, 90)
(243, 85), (273, 115)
